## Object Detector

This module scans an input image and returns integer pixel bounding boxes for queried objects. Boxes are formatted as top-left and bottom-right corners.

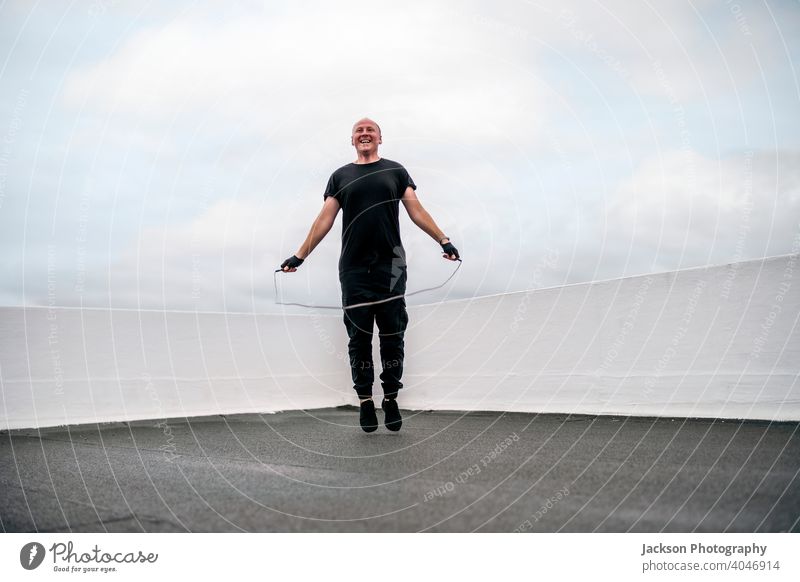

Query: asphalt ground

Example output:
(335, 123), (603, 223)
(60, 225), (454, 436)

(1, 407), (798, 532)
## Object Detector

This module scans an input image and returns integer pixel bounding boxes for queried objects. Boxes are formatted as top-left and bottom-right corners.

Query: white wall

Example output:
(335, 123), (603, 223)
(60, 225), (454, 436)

(401, 254), (799, 421)
(0, 308), (353, 430)
(2, 255), (798, 429)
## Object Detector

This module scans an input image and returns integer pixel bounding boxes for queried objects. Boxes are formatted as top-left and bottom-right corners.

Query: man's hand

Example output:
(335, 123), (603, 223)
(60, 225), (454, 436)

(280, 255), (304, 272)
(441, 240), (460, 261)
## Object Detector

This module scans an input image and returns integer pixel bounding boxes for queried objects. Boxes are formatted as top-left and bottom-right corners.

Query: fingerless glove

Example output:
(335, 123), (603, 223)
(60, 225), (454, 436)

(441, 241), (459, 260)
(280, 255), (304, 270)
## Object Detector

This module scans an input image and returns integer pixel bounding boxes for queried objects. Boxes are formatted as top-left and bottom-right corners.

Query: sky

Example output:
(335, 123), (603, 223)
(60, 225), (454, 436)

(1, 0), (798, 313)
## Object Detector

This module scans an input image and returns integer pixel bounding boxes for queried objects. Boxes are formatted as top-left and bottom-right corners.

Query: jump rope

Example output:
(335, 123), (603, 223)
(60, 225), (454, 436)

(273, 258), (462, 310)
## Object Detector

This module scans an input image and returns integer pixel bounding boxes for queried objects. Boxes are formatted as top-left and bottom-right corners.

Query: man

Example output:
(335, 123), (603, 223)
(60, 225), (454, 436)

(281, 118), (459, 433)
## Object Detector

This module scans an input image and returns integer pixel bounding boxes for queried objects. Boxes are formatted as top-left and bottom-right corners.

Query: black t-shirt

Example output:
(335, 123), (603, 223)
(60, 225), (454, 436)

(324, 158), (416, 274)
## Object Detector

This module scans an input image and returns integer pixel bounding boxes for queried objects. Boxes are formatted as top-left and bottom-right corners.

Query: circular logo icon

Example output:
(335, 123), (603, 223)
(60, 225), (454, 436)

(20, 542), (46, 570)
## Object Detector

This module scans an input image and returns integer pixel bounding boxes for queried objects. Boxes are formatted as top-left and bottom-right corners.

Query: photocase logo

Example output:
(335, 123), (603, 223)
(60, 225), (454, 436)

(20, 542), (46, 570)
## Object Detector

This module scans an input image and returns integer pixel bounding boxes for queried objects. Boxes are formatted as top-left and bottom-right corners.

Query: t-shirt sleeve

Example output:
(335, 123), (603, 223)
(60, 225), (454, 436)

(323, 173), (337, 200)
(404, 167), (417, 191)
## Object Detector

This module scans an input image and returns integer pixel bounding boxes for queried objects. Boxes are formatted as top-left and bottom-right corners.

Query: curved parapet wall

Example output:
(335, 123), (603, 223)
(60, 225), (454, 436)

(1, 255), (798, 429)
(0, 308), (354, 430)
(401, 254), (799, 421)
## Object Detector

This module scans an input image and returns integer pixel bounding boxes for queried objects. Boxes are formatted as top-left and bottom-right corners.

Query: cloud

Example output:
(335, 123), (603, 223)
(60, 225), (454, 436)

(63, 1), (549, 147)
(102, 197), (342, 312)
(548, 0), (789, 102)
(599, 148), (800, 276)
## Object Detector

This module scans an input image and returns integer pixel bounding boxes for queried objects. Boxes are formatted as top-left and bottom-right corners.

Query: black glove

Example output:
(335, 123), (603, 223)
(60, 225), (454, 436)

(280, 255), (304, 271)
(441, 241), (460, 260)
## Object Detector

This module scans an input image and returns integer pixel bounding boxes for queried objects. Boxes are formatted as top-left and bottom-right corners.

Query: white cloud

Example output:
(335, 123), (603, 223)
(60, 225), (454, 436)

(101, 197), (341, 312)
(63, 1), (548, 147)
(548, 0), (786, 101)
(601, 149), (800, 275)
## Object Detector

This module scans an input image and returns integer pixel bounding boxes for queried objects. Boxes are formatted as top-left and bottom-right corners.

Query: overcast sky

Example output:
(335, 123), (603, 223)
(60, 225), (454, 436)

(1, 0), (798, 312)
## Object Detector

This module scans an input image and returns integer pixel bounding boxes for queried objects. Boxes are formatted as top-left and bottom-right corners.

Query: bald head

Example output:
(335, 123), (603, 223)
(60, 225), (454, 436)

(352, 117), (381, 136)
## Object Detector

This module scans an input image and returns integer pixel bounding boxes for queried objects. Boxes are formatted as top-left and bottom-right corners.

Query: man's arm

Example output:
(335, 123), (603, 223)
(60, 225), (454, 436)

(401, 186), (459, 260)
(281, 196), (340, 272)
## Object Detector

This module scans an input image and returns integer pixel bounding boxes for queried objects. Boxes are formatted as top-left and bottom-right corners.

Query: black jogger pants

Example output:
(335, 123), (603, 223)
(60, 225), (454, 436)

(340, 262), (408, 399)
(343, 297), (408, 399)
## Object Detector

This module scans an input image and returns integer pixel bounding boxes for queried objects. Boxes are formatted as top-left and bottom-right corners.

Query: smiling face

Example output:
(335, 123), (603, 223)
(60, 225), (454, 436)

(351, 118), (382, 156)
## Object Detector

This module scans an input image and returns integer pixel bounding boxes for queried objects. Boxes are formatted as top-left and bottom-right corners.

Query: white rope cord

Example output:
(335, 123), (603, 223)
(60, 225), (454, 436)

(273, 259), (462, 310)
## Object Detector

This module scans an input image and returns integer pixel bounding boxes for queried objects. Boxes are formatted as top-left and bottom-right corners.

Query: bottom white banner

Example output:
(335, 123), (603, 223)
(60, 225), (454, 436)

(1, 533), (797, 581)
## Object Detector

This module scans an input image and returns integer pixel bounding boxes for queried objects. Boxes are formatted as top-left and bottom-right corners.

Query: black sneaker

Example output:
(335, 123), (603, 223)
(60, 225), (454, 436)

(381, 398), (402, 432)
(359, 399), (378, 433)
